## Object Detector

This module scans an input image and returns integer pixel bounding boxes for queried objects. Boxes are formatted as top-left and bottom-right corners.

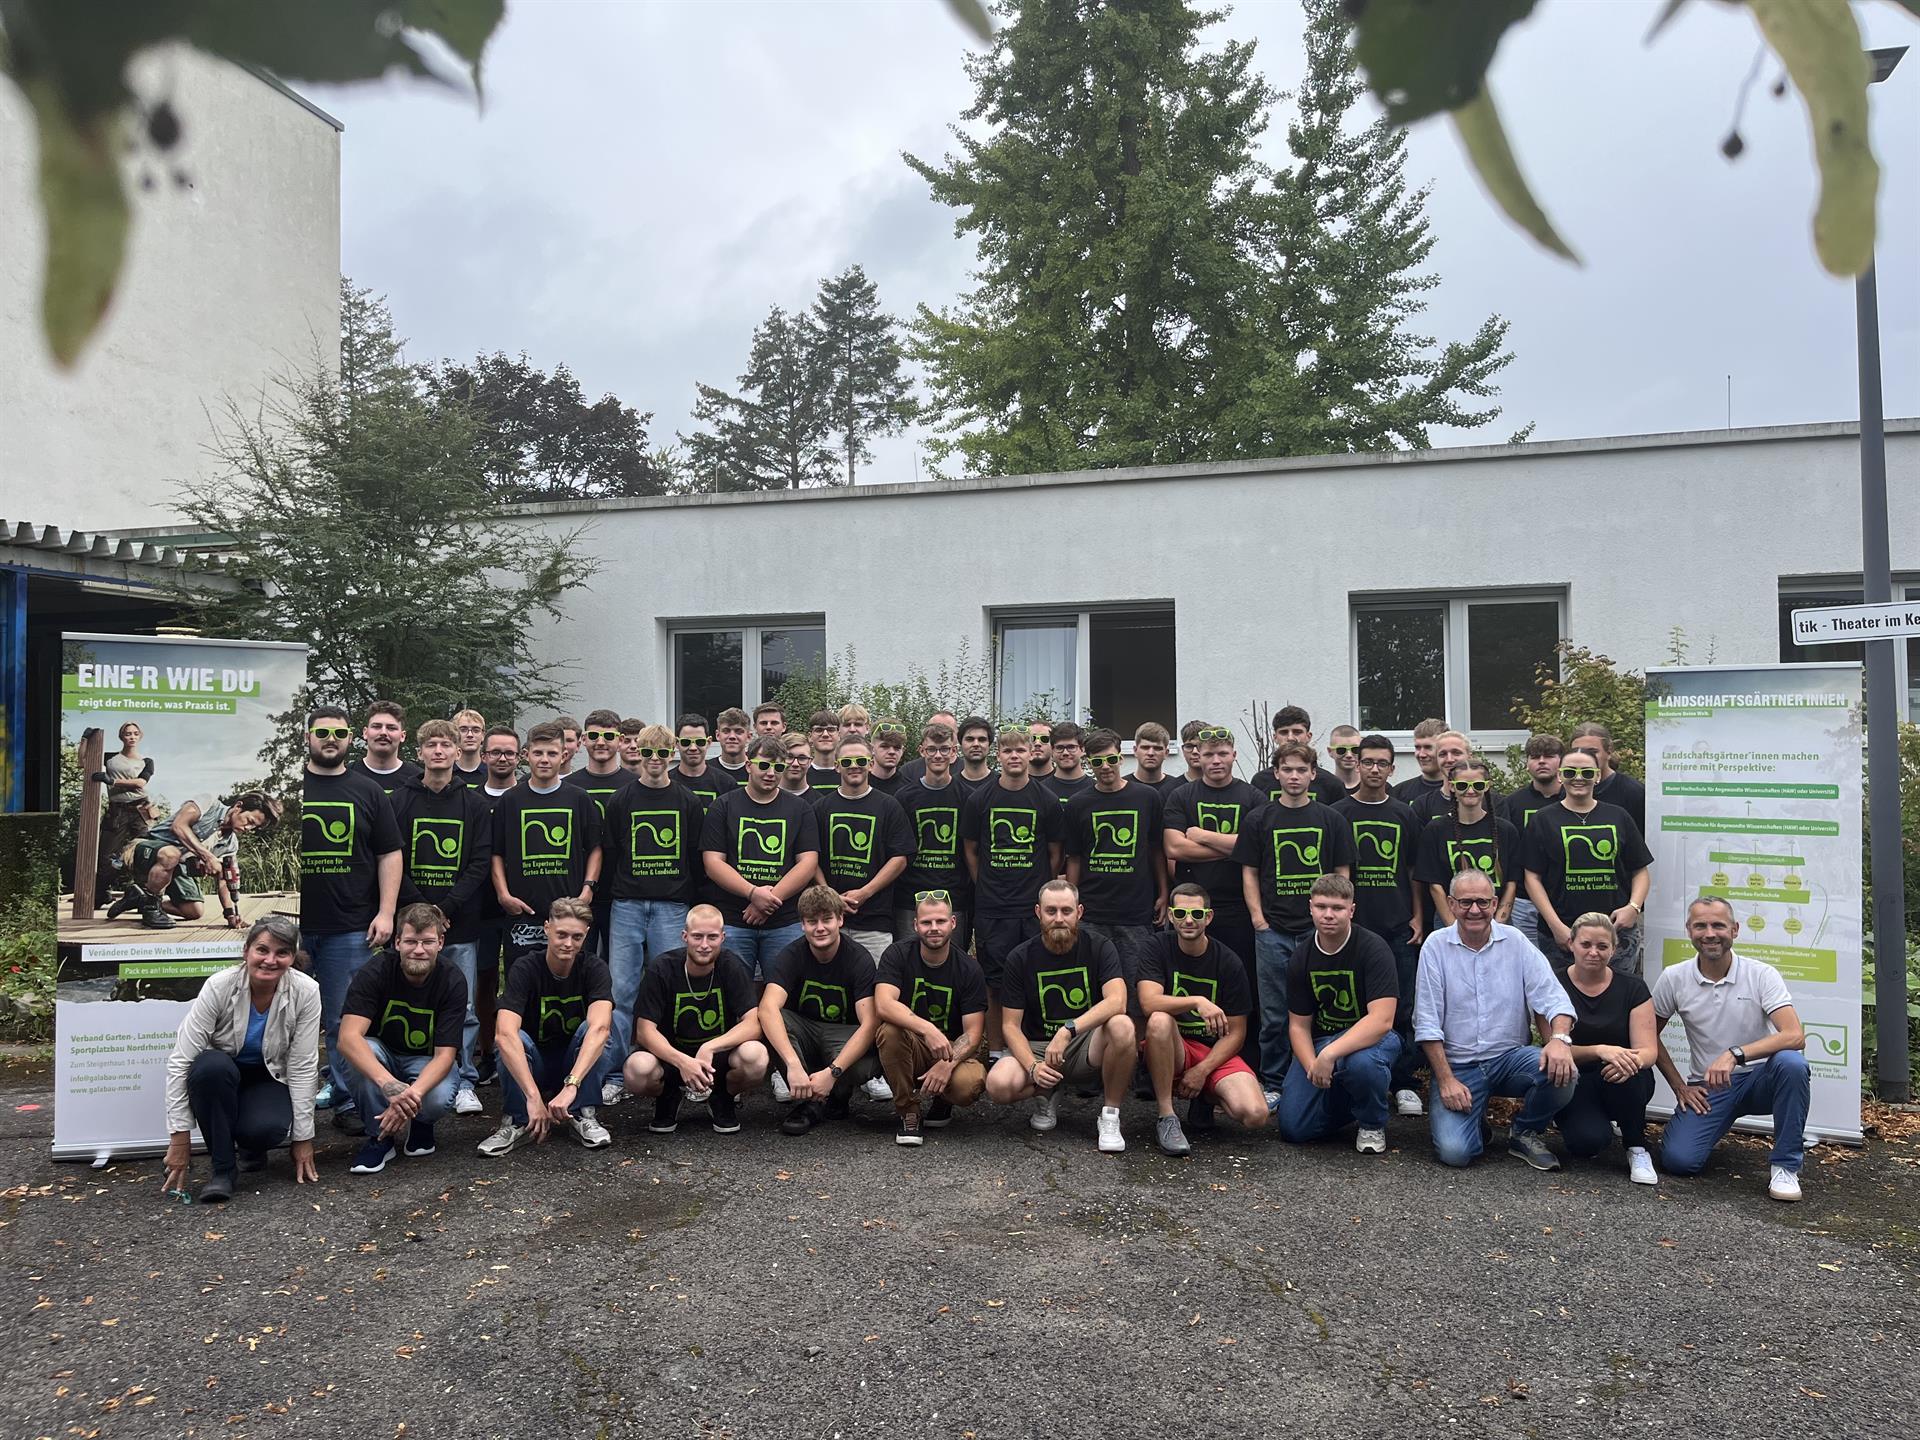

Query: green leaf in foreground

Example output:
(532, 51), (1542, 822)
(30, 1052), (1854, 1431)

(1349, 0), (1537, 124)
(942, 0), (994, 43)
(1450, 86), (1577, 263)
(27, 77), (128, 368)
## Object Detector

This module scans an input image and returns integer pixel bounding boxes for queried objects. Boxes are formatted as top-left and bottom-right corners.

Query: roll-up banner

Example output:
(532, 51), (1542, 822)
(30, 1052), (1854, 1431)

(1644, 663), (1863, 1144)
(54, 633), (307, 1161)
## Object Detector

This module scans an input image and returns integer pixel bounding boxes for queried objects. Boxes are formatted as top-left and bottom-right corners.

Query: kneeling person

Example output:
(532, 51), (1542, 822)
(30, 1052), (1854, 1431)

(984, 879), (1135, 1152)
(1138, 884), (1267, 1155)
(338, 902), (467, 1173)
(875, 891), (989, 1145)
(1275, 876), (1402, 1153)
(625, 904), (768, 1135)
(480, 899), (618, 1156)
(760, 885), (882, 1135)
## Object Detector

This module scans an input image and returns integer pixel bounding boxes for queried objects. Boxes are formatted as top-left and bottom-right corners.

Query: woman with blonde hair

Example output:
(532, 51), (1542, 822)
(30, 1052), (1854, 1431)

(1553, 913), (1659, 1185)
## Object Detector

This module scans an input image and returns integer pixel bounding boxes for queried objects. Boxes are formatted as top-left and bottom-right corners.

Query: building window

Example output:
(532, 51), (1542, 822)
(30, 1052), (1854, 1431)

(994, 606), (1175, 738)
(669, 619), (824, 722)
(1778, 580), (1920, 722)
(1352, 592), (1564, 737)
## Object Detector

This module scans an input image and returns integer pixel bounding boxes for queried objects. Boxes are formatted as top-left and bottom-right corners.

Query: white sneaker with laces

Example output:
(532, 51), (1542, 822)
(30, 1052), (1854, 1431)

(453, 1086), (483, 1116)
(771, 1071), (792, 1103)
(1029, 1089), (1059, 1132)
(570, 1107), (612, 1149)
(600, 1076), (627, 1108)
(1627, 1147), (1658, 1186)
(1096, 1105), (1125, 1153)
(1355, 1127), (1387, 1154)
(862, 1075), (894, 1102)
(1393, 1089), (1424, 1116)
(476, 1119), (527, 1157)
(1768, 1164), (1802, 1202)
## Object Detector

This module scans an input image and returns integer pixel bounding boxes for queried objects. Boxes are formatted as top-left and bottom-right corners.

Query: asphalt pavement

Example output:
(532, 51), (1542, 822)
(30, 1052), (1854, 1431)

(1, 1051), (1914, 1439)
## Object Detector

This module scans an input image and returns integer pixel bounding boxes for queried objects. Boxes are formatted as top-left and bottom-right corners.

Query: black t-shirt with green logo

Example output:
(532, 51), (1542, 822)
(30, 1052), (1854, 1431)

(1040, 773), (1096, 809)
(1061, 781), (1164, 926)
(341, 950), (468, 1057)
(1162, 779), (1267, 919)
(963, 779), (1065, 917)
(894, 779), (972, 905)
(1413, 812), (1522, 893)
(670, 764), (740, 815)
(299, 768), (403, 934)
(1522, 800), (1654, 930)
(998, 929), (1123, 1043)
(1501, 784), (1564, 836)
(500, 951), (614, 1049)
(561, 767), (637, 818)
(765, 935), (878, 1024)
(634, 947), (757, 1051)
(1333, 795), (1421, 935)
(876, 939), (989, 1039)
(1146, 932), (1252, 1040)
(391, 775), (495, 943)
(810, 787), (916, 914)
(1231, 799), (1356, 936)
(1285, 927), (1399, 1040)
(601, 781), (710, 904)
(490, 782), (605, 919)
(698, 787), (822, 927)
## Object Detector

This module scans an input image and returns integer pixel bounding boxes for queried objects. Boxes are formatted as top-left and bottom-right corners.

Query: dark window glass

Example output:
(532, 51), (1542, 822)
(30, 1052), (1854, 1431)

(1468, 601), (1561, 730)
(1089, 610), (1175, 738)
(761, 627), (824, 700)
(673, 630), (742, 724)
(1778, 590), (1865, 666)
(1356, 607), (1445, 731)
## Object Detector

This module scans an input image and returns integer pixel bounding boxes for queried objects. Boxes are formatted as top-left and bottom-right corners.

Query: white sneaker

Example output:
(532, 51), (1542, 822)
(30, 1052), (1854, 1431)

(1029, 1089), (1059, 1132)
(1768, 1164), (1802, 1202)
(1096, 1105), (1125, 1153)
(1355, 1127), (1387, 1154)
(862, 1075), (894, 1102)
(771, 1071), (792, 1103)
(453, 1086), (483, 1116)
(1394, 1089), (1424, 1116)
(1627, 1147), (1658, 1186)
(476, 1119), (527, 1157)
(600, 1076), (627, 1108)
(570, 1107), (612, 1149)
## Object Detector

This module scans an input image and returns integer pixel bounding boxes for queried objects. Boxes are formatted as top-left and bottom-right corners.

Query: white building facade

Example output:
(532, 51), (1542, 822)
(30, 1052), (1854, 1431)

(501, 420), (1920, 761)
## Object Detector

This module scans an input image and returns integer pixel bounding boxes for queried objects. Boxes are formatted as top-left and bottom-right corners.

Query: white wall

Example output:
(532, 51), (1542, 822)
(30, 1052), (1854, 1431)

(503, 422), (1920, 745)
(0, 49), (341, 532)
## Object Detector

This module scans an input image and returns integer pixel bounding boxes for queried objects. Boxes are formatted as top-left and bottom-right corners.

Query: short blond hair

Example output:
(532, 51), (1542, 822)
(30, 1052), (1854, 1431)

(837, 702), (870, 727)
(636, 723), (673, 749)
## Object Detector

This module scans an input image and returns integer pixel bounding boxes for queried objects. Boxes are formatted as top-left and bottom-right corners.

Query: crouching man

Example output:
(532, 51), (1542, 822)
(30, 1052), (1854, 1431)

(623, 904), (768, 1135)
(875, 890), (989, 1145)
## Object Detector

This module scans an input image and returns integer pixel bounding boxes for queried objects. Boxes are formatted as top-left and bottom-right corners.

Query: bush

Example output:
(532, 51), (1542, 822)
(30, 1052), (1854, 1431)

(0, 814), (58, 1041)
(772, 638), (1062, 735)
(1483, 641), (1647, 792)
(1862, 933), (1920, 1097)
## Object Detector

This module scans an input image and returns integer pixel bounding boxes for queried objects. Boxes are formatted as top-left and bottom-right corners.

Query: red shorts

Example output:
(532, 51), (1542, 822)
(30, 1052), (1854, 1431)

(1138, 1032), (1254, 1097)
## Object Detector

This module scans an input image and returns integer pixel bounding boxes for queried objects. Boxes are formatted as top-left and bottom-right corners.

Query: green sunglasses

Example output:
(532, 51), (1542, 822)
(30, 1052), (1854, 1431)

(914, 889), (952, 905)
(1195, 727), (1233, 742)
(636, 746), (674, 759)
(677, 735), (709, 748)
(1452, 780), (1490, 794)
(1560, 766), (1599, 780)
(1085, 753), (1123, 768)
(584, 729), (620, 742)
(837, 755), (872, 769)
(1167, 905), (1212, 920)
(1328, 744), (1359, 756)
(309, 726), (351, 740)
(748, 758), (789, 772)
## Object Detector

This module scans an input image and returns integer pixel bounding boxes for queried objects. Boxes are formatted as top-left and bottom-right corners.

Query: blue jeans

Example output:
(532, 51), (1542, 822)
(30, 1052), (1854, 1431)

(1379, 921), (1423, 1091)
(306, 930), (374, 1106)
(440, 942), (481, 1088)
(1253, 928), (1303, 1093)
(346, 1039), (457, 1131)
(1508, 898), (1540, 951)
(609, 899), (689, 1057)
(1428, 1045), (1578, 1166)
(1276, 1032), (1403, 1140)
(1660, 1050), (1810, 1175)
(499, 1027), (619, 1126)
(723, 921), (803, 981)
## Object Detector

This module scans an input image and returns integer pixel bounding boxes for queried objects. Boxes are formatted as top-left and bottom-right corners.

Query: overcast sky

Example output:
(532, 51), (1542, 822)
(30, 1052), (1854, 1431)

(311, 1), (1920, 484)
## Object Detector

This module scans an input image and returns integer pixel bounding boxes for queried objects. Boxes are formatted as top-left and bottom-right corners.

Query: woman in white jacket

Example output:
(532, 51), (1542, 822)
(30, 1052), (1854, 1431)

(162, 916), (322, 1202)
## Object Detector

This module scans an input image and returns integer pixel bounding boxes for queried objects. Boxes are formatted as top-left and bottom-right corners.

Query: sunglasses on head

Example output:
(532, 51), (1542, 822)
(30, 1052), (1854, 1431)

(1560, 766), (1599, 780)
(677, 735), (709, 748)
(636, 746), (674, 759)
(748, 758), (789, 772)
(914, 889), (952, 904)
(1085, 753), (1122, 768)
(838, 755), (872, 769)
(1168, 905), (1211, 920)
(584, 729), (620, 742)
(875, 724), (907, 738)
(1451, 779), (1490, 794)
(1195, 727), (1233, 742)
(309, 726), (351, 740)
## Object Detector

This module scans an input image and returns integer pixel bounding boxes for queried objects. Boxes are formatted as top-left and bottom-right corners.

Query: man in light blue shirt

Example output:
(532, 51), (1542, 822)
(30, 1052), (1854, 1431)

(1414, 869), (1577, 1170)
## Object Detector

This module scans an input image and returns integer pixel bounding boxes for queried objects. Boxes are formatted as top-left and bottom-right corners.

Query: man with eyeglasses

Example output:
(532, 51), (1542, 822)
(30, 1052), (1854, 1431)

(875, 890), (989, 1144)
(700, 733), (821, 980)
(1415, 869), (1578, 1171)
(600, 723), (711, 1108)
(1163, 725), (1267, 1069)
(1128, 722), (1180, 794)
(1522, 756), (1652, 974)
(811, 734), (915, 962)
(781, 732), (816, 796)
(1336, 735), (1428, 1118)
(300, 704), (402, 1130)
(867, 719), (911, 796)
(1391, 718), (1449, 804)
(671, 712), (740, 812)
(452, 709), (487, 778)
(1137, 883), (1266, 1149)
(894, 709), (957, 786)
(1063, 727), (1165, 1021)
(804, 710), (843, 791)
(1501, 733), (1566, 950)
(894, 722), (973, 948)
(1235, 740), (1355, 1106)
(714, 707), (754, 785)
(1042, 722), (1094, 805)
(1176, 720), (1207, 786)
(1258, 706), (1347, 807)
(963, 724), (1064, 1055)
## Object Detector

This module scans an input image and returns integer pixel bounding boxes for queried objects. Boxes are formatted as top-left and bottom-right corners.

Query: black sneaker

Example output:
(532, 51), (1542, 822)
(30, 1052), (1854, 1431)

(708, 1084), (740, 1134)
(404, 1120), (436, 1157)
(779, 1101), (823, 1135)
(649, 1086), (683, 1134)
(822, 1092), (851, 1122)
(236, 1149), (267, 1173)
(1186, 1095), (1216, 1132)
(106, 884), (150, 921)
(475, 1054), (497, 1087)
(198, 1171), (235, 1204)
(332, 1106), (365, 1136)
(923, 1098), (954, 1129)
(896, 1111), (924, 1146)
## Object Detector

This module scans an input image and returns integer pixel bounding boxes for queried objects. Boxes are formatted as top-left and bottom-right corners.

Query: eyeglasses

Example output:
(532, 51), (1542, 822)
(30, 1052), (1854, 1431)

(837, 755), (872, 769)
(1195, 727), (1232, 742)
(1452, 896), (1495, 910)
(1559, 766), (1599, 780)
(484, 747), (518, 759)
(748, 758), (789, 772)
(1357, 757), (1394, 769)
(922, 745), (956, 756)
(677, 736), (709, 748)
(810, 724), (838, 734)
(584, 729), (620, 742)
(1167, 906), (1212, 920)
(1085, 753), (1122, 768)
(1328, 744), (1359, 756)
(308, 726), (351, 740)
(1451, 780), (1490, 794)
(636, 746), (674, 759)
(914, 889), (952, 904)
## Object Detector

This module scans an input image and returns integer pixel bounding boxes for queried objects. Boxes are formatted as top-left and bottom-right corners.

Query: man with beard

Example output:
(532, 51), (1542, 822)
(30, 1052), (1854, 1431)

(875, 891), (989, 1144)
(622, 904), (767, 1135)
(984, 880), (1135, 1152)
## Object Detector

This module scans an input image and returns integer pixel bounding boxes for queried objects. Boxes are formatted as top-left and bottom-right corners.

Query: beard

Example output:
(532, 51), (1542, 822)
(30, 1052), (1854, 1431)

(1041, 919), (1079, 955)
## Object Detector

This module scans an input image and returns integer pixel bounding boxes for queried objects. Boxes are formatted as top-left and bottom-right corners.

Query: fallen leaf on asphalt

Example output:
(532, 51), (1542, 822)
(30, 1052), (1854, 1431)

(1799, 1388), (1827, 1399)
(775, 1171), (792, 1182)
(1816, 1263), (1843, 1272)
(984, 1299), (1005, 1308)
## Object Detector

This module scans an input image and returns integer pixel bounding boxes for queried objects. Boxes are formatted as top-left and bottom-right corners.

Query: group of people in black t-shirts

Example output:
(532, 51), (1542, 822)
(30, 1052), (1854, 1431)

(156, 700), (1812, 1209)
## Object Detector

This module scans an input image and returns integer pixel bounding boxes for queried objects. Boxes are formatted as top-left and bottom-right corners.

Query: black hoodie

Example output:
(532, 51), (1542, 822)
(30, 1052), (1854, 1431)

(391, 771), (494, 943)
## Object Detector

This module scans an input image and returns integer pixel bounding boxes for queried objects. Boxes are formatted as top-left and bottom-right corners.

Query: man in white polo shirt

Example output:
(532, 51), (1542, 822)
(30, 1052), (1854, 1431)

(1651, 895), (1810, 1201)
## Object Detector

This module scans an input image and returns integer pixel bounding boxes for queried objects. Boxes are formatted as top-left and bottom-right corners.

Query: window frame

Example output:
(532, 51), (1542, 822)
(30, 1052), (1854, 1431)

(1349, 588), (1567, 747)
(990, 601), (1176, 746)
(663, 614), (826, 721)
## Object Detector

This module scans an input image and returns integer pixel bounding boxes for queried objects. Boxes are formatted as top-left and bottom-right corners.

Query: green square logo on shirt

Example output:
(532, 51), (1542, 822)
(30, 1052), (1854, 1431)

(1170, 969), (1218, 1037)
(521, 808), (574, 861)
(630, 810), (682, 863)
(411, 817), (463, 878)
(1351, 821), (1401, 884)
(1445, 836), (1499, 878)
(828, 812), (877, 872)
(303, 801), (356, 860)
(673, 986), (724, 1036)
(377, 998), (436, 1052)
(1196, 801), (1241, 834)
(1089, 809), (1141, 863)
(910, 976), (955, 1028)
(1269, 826), (1325, 890)
(537, 993), (584, 1042)
(738, 816), (789, 872)
(988, 807), (1039, 865)
(797, 978), (851, 1022)
(915, 808), (959, 864)
(1036, 965), (1093, 1029)
(1308, 967), (1360, 1025)
(1561, 824), (1620, 883)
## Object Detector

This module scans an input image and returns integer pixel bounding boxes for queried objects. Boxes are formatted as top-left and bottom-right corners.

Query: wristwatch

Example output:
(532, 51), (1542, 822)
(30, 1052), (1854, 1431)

(1730, 1046), (1747, 1067)
(563, 1072), (581, 1088)
(1548, 1033), (1573, 1047)
(829, 1063), (845, 1080)
(1063, 1021), (1078, 1037)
